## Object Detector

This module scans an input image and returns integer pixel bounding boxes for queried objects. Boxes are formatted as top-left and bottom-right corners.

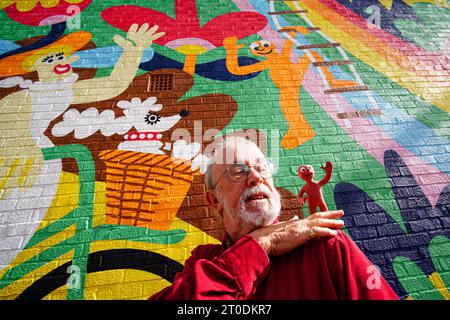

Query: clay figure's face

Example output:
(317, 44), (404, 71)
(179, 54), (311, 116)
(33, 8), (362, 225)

(298, 165), (315, 181)
(249, 40), (275, 57)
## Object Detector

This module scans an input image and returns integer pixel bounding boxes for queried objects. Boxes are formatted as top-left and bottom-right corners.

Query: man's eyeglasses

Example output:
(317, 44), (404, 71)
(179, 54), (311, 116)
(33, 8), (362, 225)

(211, 160), (275, 189)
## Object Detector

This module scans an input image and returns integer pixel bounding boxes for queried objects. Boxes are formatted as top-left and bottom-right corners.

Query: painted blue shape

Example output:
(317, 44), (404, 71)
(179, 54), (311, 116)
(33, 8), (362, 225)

(139, 52), (261, 81)
(334, 149), (450, 299)
(72, 46), (154, 69)
(0, 22), (66, 60)
(0, 40), (20, 55)
(139, 52), (184, 71)
(195, 57), (261, 81)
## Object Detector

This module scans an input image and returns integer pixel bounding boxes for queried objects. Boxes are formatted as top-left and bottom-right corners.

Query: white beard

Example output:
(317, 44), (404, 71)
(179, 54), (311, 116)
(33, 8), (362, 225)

(222, 184), (281, 228)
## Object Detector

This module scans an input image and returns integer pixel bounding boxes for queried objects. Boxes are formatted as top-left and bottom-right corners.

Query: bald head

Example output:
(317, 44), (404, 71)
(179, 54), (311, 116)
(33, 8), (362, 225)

(205, 136), (265, 190)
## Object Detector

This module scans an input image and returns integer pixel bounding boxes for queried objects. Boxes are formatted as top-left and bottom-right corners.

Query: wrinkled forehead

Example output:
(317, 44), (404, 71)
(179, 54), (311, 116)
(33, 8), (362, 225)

(212, 141), (266, 167)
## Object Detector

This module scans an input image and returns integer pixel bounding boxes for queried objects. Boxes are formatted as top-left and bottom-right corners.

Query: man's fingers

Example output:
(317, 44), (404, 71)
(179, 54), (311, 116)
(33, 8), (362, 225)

(311, 218), (344, 229)
(310, 210), (344, 220)
(310, 226), (338, 239)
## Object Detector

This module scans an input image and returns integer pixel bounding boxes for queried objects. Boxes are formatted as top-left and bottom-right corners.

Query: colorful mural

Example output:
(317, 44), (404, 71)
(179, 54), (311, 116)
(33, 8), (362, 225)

(0, 0), (448, 300)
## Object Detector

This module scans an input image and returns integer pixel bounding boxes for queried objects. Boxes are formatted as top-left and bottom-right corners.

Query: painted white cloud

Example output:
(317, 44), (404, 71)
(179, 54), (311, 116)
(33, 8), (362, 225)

(52, 97), (163, 139)
(51, 107), (133, 139)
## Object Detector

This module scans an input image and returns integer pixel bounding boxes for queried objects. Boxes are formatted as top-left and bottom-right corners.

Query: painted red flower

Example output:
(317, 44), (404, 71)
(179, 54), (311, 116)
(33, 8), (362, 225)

(1, 0), (92, 26)
(101, 0), (267, 74)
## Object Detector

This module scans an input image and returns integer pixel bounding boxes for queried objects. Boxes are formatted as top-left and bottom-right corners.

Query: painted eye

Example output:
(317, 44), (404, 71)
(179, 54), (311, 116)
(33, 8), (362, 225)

(300, 167), (305, 172)
(250, 42), (259, 51)
(144, 113), (161, 125)
(46, 59), (54, 64)
(260, 40), (270, 47)
(57, 56), (64, 60)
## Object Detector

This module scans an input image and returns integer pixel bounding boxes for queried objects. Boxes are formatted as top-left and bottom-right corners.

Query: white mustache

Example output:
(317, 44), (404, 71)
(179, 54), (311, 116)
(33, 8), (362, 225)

(241, 184), (273, 203)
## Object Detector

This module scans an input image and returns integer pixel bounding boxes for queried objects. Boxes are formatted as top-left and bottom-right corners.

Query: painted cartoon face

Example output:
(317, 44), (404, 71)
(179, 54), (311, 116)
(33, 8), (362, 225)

(40, 52), (72, 74)
(249, 40), (275, 56)
(30, 51), (79, 82)
(298, 165), (315, 181)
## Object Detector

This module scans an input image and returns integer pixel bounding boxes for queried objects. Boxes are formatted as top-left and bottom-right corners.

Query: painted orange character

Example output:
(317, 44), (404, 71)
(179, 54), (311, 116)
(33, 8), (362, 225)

(298, 161), (333, 215)
(223, 27), (358, 150)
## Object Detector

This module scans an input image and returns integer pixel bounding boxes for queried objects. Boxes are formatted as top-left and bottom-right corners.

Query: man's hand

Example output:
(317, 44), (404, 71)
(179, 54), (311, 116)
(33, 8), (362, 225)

(249, 210), (344, 256)
(113, 23), (165, 50)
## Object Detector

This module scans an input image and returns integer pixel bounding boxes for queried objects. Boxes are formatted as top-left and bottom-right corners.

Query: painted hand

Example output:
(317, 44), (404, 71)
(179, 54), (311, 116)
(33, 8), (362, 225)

(249, 210), (344, 256)
(113, 23), (165, 50)
(223, 36), (245, 51)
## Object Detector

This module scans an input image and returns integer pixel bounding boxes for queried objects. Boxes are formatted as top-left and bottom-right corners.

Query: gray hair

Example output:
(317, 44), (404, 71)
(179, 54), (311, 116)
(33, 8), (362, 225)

(204, 136), (262, 190)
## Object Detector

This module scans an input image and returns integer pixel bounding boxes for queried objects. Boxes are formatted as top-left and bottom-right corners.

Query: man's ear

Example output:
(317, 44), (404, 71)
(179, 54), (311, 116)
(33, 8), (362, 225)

(205, 190), (219, 209)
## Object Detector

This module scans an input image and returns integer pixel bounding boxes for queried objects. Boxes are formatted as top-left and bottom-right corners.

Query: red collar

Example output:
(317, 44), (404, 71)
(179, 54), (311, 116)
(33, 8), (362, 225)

(124, 131), (163, 141)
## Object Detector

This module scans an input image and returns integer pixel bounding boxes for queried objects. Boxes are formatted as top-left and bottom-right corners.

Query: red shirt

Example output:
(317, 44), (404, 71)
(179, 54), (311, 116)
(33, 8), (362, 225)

(149, 231), (399, 300)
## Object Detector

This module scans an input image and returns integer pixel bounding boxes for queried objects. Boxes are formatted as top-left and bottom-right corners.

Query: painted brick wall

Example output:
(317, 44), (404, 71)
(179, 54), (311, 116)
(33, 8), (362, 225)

(0, 0), (449, 300)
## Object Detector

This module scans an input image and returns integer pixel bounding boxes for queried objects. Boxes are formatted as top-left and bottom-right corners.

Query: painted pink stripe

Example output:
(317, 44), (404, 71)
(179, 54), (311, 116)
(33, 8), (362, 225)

(303, 67), (450, 207)
(316, 0), (448, 69)
(232, 0), (449, 206)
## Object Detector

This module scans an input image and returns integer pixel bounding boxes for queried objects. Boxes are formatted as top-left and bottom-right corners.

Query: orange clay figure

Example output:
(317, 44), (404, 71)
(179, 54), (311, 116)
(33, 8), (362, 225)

(298, 161), (333, 215)
(223, 27), (358, 150)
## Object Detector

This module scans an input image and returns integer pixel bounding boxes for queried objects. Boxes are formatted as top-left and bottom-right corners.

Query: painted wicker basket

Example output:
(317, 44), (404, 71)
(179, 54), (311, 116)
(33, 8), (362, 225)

(99, 149), (198, 230)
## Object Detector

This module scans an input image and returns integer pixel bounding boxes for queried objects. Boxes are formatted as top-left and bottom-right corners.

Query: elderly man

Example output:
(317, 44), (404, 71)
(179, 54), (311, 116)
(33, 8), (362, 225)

(150, 137), (398, 300)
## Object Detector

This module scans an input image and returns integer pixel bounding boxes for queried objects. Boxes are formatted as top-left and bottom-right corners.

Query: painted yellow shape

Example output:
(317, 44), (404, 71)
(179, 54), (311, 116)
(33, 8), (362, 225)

(0, 223), (76, 281)
(1, 0), (86, 12)
(0, 169), (219, 299)
(0, 158), (20, 189)
(429, 272), (450, 300)
(0, 0), (15, 9)
(378, 0), (393, 10)
(18, 158), (33, 187)
(0, 251), (73, 299)
(90, 216), (220, 264)
(43, 269), (171, 300)
(35, 171), (106, 230)
(403, 0), (450, 9)
(175, 44), (209, 55)
(290, 0), (450, 112)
